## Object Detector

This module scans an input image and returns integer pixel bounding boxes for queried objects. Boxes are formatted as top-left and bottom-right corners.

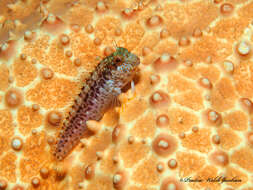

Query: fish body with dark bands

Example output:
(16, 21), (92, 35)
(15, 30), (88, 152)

(54, 47), (140, 161)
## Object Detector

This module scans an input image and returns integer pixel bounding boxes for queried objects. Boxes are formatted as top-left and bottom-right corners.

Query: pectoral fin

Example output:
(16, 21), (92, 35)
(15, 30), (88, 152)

(111, 95), (121, 108)
(109, 87), (121, 108)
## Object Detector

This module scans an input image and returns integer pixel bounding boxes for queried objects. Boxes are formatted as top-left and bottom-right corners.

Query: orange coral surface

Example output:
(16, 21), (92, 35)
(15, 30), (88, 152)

(0, 0), (253, 190)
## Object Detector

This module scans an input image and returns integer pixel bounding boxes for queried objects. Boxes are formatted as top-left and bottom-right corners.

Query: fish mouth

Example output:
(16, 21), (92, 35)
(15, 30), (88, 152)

(134, 55), (141, 66)
(128, 52), (140, 66)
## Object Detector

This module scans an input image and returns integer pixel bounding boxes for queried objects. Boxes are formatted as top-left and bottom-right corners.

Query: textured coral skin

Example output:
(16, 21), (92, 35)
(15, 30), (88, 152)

(1, 0), (253, 189)
(54, 47), (140, 160)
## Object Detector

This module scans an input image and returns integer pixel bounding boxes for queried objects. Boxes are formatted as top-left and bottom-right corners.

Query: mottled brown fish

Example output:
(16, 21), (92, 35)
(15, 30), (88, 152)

(54, 47), (140, 160)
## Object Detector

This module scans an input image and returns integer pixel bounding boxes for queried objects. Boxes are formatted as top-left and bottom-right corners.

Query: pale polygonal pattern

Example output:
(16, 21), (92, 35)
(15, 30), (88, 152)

(0, 0), (253, 190)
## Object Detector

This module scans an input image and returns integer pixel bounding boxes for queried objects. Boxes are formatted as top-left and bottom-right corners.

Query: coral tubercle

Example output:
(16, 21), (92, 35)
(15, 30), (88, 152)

(0, 0), (253, 189)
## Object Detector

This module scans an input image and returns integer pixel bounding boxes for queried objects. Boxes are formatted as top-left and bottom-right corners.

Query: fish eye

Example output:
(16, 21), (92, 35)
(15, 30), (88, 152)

(114, 56), (122, 63)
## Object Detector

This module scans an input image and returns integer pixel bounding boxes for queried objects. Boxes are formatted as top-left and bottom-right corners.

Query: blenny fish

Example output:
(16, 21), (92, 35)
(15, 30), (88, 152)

(54, 47), (140, 160)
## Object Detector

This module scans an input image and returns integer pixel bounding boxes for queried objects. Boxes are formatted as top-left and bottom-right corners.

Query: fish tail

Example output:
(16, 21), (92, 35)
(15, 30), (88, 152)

(54, 119), (88, 161)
